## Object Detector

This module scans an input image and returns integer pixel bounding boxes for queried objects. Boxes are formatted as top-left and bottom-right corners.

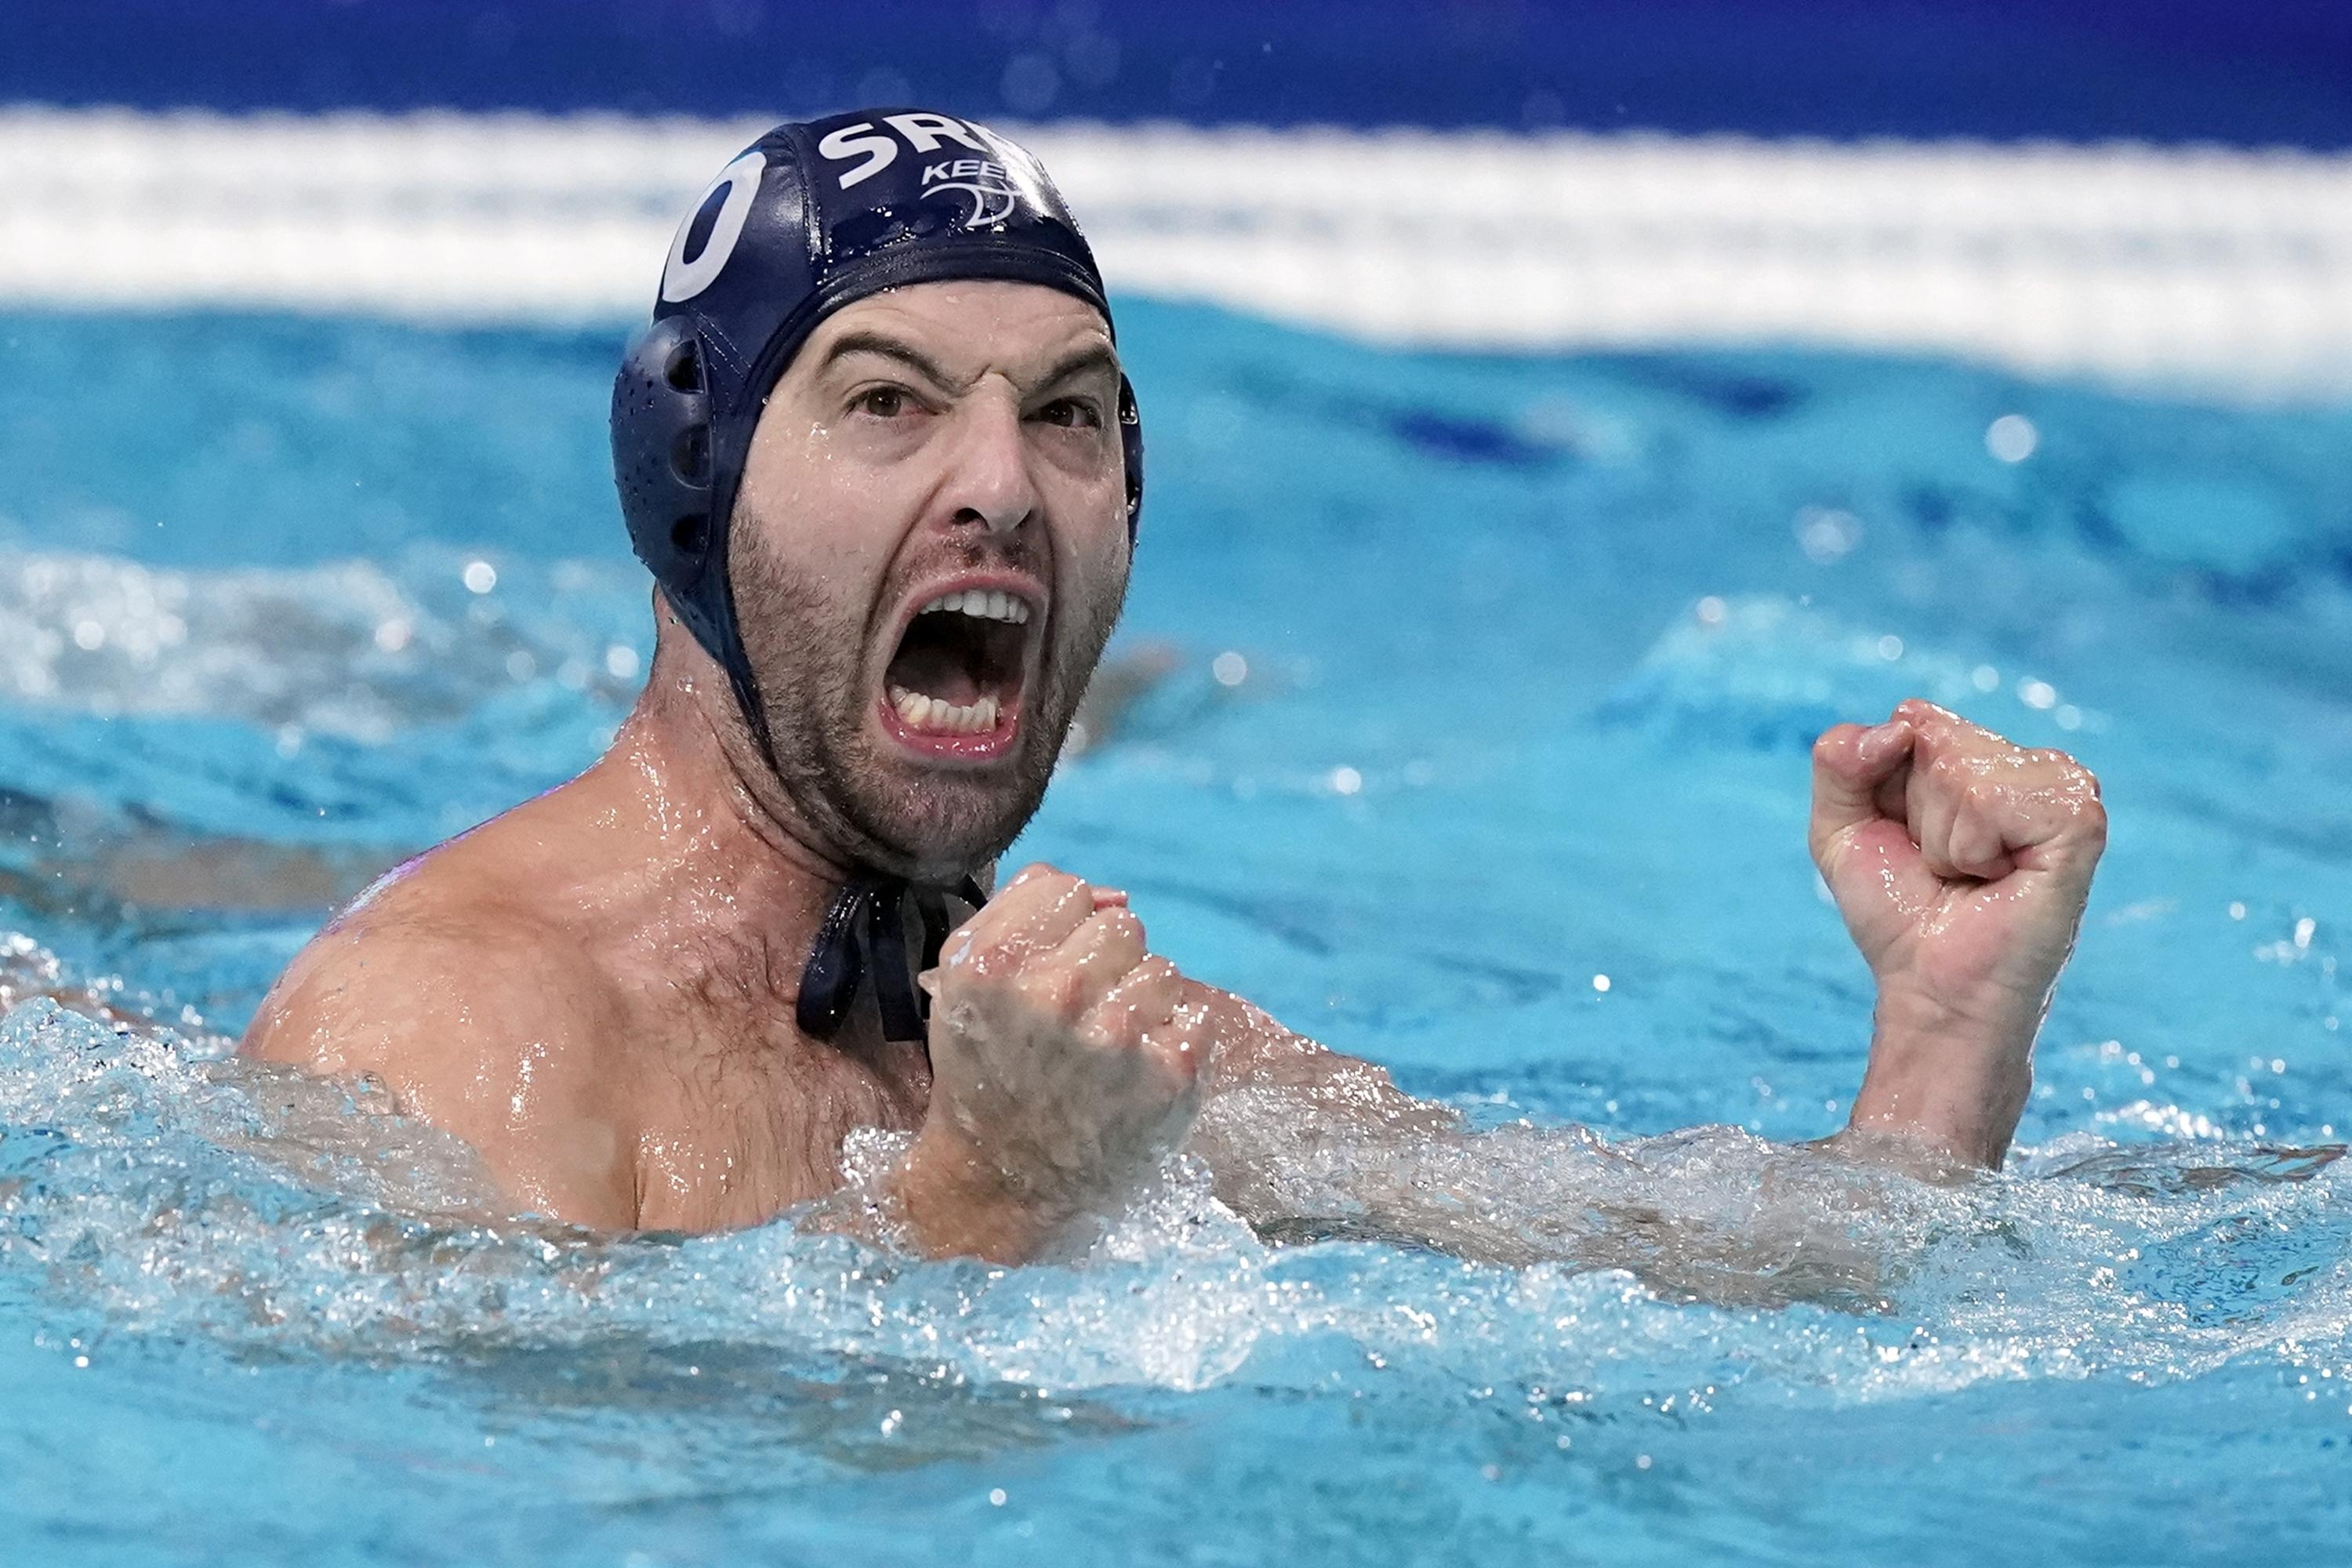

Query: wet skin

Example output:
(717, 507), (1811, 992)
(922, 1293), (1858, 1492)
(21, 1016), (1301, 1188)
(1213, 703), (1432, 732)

(241, 281), (2107, 1260)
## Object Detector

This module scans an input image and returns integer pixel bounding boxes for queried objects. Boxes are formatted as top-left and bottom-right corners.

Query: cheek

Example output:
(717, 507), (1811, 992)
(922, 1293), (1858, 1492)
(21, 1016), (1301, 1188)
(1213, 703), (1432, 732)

(1045, 459), (1132, 572)
(1054, 519), (1131, 634)
(746, 416), (902, 528)
(739, 467), (896, 596)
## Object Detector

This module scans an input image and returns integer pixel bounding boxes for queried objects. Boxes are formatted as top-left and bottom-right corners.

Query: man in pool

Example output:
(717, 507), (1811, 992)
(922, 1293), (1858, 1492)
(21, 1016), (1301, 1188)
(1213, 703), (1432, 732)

(244, 111), (2107, 1261)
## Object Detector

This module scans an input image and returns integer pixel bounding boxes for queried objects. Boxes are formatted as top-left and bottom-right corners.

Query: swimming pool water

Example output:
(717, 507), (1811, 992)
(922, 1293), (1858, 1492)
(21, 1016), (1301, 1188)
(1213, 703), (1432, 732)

(2, 302), (2350, 1566)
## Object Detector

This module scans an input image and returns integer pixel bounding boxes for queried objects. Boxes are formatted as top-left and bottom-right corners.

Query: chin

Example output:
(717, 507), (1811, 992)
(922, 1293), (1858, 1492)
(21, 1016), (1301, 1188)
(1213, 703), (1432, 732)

(844, 759), (1051, 879)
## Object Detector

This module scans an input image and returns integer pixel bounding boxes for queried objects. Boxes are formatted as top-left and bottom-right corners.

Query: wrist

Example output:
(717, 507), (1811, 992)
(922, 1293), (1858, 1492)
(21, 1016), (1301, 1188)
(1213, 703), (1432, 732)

(1867, 977), (2046, 1048)
(890, 1126), (1064, 1264)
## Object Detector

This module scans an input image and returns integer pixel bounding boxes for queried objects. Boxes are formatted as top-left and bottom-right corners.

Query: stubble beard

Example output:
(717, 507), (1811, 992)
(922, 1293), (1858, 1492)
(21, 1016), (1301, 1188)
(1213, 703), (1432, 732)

(729, 529), (1122, 883)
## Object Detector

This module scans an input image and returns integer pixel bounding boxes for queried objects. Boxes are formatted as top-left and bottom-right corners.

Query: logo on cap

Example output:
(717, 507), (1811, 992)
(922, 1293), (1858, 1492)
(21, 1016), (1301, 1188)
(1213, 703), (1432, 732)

(920, 158), (1019, 227)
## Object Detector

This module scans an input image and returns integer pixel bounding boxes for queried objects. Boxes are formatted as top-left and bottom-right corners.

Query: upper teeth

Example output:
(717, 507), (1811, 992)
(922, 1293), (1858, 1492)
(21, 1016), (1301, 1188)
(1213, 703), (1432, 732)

(920, 588), (1030, 624)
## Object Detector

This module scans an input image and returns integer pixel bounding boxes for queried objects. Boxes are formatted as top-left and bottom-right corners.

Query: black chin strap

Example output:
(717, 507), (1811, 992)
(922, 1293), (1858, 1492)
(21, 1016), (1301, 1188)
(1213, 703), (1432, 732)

(710, 615), (984, 1047)
(795, 873), (987, 1045)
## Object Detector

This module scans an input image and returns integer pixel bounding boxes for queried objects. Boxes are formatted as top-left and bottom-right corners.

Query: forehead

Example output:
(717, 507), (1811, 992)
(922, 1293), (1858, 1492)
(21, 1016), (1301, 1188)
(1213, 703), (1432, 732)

(792, 280), (1114, 379)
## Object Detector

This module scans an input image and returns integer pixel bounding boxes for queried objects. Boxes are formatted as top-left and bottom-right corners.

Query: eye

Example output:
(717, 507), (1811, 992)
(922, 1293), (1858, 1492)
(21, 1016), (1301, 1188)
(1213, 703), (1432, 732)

(1035, 397), (1102, 429)
(852, 385), (913, 418)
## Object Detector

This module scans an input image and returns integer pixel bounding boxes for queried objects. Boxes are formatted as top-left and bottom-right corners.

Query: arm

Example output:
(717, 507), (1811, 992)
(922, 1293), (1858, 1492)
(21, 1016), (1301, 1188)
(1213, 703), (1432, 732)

(1174, 701), (2105, 1298)
(241, 913), (640, 1229)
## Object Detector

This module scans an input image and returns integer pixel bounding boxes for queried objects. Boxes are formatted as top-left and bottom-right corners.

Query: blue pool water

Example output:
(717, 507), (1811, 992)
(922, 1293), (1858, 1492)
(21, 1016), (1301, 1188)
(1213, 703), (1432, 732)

(2, 303), (2350, 1565)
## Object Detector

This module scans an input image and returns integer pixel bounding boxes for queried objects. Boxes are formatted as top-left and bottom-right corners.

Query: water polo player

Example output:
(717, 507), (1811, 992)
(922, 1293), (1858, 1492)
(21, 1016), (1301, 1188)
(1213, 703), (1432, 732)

(243, 111), (2107, 1260)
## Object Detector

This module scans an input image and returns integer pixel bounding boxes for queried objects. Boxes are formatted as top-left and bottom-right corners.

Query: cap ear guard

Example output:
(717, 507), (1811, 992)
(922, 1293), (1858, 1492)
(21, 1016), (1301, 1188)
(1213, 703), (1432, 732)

(614, 315), (711, 574)
(1118, 373), (1145, 535)
(612, 314), (744, 671)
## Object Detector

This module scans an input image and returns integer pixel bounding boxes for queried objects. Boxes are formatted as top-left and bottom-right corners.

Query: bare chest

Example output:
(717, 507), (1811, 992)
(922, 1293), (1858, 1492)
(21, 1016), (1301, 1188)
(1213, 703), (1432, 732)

(626, 1006), (929, 1232)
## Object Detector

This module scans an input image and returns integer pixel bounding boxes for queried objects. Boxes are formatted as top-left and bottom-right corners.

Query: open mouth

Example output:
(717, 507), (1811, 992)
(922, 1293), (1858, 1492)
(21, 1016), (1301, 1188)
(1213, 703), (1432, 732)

(877, 584), (1036, 760)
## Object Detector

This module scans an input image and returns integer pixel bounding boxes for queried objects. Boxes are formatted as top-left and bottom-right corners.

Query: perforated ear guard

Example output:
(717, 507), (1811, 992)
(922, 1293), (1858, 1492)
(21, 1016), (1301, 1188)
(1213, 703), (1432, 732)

(612, 313), (764, 725)
(612, 315), (713, 589)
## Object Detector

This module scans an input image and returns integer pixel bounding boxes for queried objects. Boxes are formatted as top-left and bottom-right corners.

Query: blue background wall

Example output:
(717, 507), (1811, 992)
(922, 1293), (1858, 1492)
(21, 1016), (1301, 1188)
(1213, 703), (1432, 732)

(8, 0), (2350, 146)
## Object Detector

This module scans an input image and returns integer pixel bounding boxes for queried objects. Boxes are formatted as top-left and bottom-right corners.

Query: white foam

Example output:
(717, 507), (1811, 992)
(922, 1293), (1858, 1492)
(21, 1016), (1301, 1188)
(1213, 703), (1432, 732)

(4, 109), (2350, 397)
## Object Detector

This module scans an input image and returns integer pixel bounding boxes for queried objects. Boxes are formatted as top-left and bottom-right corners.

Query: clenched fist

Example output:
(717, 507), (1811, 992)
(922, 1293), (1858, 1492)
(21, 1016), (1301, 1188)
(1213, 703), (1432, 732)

(891, 864), (1208, 1261)
(1810, 699), (2107, 1167)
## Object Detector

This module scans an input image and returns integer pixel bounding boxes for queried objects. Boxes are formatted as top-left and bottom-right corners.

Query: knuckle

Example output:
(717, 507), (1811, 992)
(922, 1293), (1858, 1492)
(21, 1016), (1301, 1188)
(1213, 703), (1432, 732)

(1901, 698), (1958, 735)
(1143, 1025), (1203, 1083)
(1017, 966), (1085, 1018)
(1163, 1036), (1203, 1085)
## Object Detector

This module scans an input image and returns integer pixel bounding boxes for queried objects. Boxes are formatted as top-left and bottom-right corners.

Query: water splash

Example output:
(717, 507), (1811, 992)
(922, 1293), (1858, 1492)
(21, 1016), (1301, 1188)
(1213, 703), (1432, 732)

(5, 948), (2346, 1424)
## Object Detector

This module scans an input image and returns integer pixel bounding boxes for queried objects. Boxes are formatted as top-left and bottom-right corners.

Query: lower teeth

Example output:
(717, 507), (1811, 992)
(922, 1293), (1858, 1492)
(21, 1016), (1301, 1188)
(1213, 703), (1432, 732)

(890, 685), (1000, 735)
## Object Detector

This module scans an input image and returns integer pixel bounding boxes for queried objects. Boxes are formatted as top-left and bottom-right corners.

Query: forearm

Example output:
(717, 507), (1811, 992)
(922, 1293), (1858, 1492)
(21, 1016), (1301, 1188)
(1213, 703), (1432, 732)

(1841, 987), (2043, 1169)
(1186, 1082), (1932, 1307)
(1185, 990), (1909, 1300)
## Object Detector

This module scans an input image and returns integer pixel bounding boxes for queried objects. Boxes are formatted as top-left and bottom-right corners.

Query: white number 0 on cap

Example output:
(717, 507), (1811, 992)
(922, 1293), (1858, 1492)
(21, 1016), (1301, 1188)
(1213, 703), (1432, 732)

(659, 151), (766, 305)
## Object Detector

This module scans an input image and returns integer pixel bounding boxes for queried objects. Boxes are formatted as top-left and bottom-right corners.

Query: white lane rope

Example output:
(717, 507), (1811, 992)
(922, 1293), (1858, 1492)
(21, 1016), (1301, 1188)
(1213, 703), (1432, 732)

(4, 109), (2349, 397)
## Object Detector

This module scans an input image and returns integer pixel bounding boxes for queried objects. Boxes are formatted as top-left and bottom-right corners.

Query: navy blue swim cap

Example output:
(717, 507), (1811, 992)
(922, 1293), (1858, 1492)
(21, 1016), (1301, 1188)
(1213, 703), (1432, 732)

(611, 108), (1142, 754)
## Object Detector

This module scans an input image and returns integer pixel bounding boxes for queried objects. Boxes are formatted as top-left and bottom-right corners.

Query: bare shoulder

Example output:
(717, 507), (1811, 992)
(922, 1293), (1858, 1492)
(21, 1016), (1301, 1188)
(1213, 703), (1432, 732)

(242, 855), (639, 1227)
(242, 868), (610, 1077)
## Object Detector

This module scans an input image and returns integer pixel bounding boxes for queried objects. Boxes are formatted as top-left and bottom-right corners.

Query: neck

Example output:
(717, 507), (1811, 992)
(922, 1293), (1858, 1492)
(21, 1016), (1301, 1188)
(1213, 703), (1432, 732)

(571, 658), (912, 1072)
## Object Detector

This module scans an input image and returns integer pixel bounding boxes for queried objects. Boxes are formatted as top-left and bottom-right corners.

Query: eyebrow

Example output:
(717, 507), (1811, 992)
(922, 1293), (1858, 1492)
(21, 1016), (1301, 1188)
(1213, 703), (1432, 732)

(818, 330), (958, 389)
(1034, 343), (1122, 392)
(816, 330), (1120, 394)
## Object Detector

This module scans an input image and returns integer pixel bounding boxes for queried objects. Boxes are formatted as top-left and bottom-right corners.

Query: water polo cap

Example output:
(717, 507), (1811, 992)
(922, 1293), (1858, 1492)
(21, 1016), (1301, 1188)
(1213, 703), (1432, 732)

(611, 107), (1144, 759)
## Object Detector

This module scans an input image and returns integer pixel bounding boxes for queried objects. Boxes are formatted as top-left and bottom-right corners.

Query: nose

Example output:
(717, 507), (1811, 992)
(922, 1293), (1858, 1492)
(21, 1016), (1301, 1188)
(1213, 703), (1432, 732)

(940, 387), (1037, 537)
